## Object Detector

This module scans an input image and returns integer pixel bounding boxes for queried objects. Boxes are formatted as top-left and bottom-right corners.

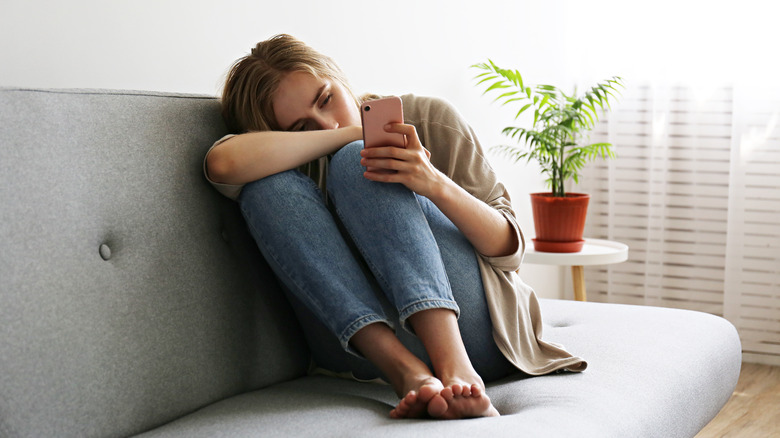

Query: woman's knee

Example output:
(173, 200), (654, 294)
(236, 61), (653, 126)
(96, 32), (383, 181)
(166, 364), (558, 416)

(241, 169), (318, 198)
(328, 140), (365, 187)
(239, 169), (323, 217)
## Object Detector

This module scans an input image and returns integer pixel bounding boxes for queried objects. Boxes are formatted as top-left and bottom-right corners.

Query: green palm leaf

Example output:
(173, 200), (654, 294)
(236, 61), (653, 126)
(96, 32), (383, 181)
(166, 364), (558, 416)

(473, 61), (624, 196)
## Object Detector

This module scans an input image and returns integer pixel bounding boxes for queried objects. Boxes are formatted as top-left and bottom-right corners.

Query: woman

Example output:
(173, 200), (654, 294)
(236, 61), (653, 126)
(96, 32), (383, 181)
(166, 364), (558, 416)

(204, 34), (585, 420)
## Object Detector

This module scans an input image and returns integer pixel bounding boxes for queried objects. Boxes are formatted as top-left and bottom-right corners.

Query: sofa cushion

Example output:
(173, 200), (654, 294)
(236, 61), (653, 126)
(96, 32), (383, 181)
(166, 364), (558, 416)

(0, 88), (309, 438)
(134, 299), (741, 437)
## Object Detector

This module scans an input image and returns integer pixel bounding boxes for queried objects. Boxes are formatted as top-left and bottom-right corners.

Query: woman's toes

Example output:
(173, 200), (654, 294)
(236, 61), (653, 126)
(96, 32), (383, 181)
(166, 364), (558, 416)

(417, 383), (438, 403)
(427, 394), (449, 418)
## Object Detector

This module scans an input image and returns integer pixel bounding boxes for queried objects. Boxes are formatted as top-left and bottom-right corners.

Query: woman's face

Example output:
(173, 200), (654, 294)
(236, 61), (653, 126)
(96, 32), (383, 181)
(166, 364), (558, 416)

(272, 71), (361, 132)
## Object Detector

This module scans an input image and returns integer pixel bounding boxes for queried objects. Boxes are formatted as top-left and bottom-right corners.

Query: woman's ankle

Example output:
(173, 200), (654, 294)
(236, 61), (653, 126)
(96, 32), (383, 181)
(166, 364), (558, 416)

(350, 322), (434, 396)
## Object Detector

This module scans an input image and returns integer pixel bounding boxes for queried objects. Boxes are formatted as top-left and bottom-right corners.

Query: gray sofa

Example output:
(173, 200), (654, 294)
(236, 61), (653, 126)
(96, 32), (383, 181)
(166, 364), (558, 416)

(0, 88), (742, 437)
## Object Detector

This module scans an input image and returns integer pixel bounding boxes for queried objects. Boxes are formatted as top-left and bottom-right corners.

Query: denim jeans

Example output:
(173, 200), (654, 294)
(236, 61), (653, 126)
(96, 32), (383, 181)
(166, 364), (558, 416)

(239, 141), (514, 382)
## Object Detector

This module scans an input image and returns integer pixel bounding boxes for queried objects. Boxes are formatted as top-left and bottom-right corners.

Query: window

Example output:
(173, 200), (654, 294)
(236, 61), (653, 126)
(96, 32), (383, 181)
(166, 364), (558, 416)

(578, 84), (780, 365)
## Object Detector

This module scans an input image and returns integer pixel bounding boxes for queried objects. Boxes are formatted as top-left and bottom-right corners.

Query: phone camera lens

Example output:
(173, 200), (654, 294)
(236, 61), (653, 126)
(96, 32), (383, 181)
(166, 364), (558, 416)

(364, 105), (371, 112)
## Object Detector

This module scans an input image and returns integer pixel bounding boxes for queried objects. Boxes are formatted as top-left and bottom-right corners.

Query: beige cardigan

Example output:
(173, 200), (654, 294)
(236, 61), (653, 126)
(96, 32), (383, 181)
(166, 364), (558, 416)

(203, 94), (587, 375)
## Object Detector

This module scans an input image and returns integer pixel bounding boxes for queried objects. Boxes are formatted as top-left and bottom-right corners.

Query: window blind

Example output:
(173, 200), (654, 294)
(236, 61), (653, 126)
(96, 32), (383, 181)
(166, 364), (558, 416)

(577, 84), (780, 365)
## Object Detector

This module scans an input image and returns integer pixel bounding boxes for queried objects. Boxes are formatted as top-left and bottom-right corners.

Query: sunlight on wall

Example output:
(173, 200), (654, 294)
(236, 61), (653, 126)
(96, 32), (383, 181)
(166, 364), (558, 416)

(562, 0), (780, 88)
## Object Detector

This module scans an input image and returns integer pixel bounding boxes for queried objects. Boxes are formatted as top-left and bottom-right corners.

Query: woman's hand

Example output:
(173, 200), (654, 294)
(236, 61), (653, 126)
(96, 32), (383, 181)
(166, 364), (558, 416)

(359, 123), (444, 198)
(360, 123), (518, 257)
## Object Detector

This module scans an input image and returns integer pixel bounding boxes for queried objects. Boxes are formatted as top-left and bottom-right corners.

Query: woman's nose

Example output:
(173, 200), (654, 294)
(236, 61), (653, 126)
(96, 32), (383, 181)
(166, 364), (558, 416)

(311, 113), (338, 130)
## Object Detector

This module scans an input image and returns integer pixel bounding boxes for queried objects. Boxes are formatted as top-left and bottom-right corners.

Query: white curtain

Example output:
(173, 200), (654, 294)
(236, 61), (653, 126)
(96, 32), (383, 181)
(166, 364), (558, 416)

(577, 83), (780, 365)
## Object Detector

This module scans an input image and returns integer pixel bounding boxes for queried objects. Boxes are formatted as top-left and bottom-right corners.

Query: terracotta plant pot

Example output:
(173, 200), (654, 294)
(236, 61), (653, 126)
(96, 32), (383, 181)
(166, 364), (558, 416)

(530, 192), (590, 253)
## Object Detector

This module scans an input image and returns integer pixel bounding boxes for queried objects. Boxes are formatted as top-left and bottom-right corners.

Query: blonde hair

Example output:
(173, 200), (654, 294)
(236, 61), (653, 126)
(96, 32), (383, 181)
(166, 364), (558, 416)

(221, 34), (359, 133)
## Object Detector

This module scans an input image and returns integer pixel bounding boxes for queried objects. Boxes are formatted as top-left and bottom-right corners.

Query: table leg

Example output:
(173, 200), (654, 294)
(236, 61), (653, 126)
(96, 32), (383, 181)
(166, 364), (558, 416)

(571, 265), (587, 301)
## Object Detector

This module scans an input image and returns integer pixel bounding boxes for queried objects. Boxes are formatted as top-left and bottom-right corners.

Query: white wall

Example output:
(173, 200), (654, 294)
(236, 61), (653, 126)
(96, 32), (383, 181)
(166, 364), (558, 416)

(5, 0), (649, 300)
(8, 0), (773, 300)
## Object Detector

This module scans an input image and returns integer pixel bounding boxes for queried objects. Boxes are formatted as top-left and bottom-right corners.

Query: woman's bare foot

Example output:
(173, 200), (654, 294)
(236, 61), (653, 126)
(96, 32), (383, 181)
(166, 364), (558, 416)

(348, 323), (444, 419)
(390, 376), (444, 419)
(352, 315), (500, 420)
(427, 381), (500, 419)
(404, 309), (500, 419)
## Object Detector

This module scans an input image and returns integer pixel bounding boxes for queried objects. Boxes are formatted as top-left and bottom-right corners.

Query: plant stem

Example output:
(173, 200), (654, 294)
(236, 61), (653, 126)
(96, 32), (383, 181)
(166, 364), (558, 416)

(556, 131), (565, 197)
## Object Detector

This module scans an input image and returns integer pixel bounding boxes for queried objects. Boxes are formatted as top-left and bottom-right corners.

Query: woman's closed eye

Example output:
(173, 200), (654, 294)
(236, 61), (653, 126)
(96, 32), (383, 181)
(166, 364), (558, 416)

(320, 93), (332, 108)
(291, 93), (332, 131)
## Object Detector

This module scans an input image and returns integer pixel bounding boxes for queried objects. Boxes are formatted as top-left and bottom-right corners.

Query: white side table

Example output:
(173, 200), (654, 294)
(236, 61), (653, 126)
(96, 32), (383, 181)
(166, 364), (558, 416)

(523, 238), (628, 301)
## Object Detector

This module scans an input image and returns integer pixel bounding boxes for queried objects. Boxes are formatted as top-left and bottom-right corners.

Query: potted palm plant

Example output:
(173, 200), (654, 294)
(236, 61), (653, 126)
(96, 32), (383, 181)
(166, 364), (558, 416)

(473, 60), (623, 252)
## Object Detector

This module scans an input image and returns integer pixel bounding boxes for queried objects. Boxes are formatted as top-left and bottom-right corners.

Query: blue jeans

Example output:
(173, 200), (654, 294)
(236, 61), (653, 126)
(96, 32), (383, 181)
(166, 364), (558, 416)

(239, 141), (514, 382)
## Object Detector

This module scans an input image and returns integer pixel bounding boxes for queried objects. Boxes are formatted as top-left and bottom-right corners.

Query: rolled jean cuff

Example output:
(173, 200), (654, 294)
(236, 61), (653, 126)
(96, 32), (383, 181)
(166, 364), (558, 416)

(398, 298), (461, 334)
(339, 314), (394, 357)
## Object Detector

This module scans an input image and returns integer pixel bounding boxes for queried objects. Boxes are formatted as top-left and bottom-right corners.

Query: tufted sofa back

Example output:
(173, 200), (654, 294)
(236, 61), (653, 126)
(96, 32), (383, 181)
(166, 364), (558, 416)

(0, 88), (309, 438)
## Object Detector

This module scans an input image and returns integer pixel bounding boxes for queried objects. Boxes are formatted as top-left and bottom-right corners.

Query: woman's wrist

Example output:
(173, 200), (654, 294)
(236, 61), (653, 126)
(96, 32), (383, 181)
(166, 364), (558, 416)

(423, 169), (454, 205)
(343, 125), (363, 144)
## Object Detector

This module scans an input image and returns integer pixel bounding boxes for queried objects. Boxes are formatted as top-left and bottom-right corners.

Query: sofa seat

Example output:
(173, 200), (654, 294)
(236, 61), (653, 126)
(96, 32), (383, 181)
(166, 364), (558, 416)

(137, 299), (741, 438)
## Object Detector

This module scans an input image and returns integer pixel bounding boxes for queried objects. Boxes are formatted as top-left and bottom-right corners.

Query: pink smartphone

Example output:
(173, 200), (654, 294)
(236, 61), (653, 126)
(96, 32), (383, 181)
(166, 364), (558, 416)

(361, 96), (406, 148)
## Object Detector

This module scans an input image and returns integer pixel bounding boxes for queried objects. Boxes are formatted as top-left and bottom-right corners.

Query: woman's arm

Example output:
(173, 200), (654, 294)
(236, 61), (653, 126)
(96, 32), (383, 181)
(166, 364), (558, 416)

(427, 174), (519, 258)
(359, 123), (519, 258)
(207, 125), (363, 185)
